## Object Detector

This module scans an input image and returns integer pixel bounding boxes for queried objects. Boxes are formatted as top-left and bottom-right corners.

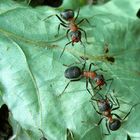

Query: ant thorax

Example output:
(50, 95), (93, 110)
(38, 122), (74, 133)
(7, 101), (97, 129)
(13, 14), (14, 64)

(69, 22), (78, 31)
(103, 110), (112, 117)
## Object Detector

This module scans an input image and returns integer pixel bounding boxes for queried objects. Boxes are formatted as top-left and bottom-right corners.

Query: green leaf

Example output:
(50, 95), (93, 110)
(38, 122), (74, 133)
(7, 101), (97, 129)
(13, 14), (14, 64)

(0, 0), (140, 139)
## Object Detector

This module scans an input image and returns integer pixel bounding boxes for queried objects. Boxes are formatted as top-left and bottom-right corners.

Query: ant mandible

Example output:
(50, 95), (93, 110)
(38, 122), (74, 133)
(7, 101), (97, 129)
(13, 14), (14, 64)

(48, 8), (93, 57)
(90, 92), (138, 134)
(59, 59), (113, 97)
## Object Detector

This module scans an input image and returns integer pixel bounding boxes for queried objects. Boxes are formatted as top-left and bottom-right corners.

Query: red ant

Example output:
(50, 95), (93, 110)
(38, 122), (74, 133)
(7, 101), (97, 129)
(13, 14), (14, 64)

(48, 9), (93, 57)
(90, 92), (138, 134)
(59, 59), (113, 97)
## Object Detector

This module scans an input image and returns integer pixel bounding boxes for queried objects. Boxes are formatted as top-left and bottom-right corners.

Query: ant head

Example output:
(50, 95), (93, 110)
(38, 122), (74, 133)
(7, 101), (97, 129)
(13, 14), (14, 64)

(98, 100), (111, 112)
(65, 66), (82, 79)
(70, 30), (81, 43)
(95, 75), (105, 86)
(109, 119), (121, 131)
(95, 75), (104, 82)
(60, 9), (74, 21)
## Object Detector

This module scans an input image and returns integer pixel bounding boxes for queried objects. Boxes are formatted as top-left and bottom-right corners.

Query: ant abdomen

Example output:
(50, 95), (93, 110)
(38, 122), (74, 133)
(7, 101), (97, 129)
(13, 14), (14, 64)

(65, 66), (82, 79)
(109, 119), (121, 131)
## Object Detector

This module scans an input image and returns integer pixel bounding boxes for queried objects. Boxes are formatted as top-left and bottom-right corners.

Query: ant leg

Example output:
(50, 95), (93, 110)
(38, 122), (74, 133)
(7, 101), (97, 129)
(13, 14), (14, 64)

(63, 62), (81, 68)
(89, 78), (99, 96)
(112, 113), (122, 120)
(66, 29), (70, 41)
(122, 104), (139, 120)
(59, 80), (71, 97)
(80, 41), (86, 58)
(90, 94), (101, 103)
(88, 63), (96, 71)
(94, 68), (107, 72)
(105, 78), (114, 94)
(56, 23), (68, 36)
(110, 95), (120, 111)
(90, 101), (102, 115)
(88, 63), (106, 72)
(58, 79), (81, 97)
(93, 84), (100, 91)
(105, 119), (111, 135)
(90, 91), (99, 101)
(66, 128), (74, 139)
(74, 8), (80, 21)
(44, 14), (66, 24)
(77, 18), (94, 27)
(63, 57), (85, 68)
(60, 41), (72, 58)
(97, 117), (105, 126)
(79, 27), (89, 44)
(39, 128), (45, 138)
(88, 63), (107, 73)
(86, 79), (93, 96)
(55, 14), (67, 24)
(81, 59), (86, 71)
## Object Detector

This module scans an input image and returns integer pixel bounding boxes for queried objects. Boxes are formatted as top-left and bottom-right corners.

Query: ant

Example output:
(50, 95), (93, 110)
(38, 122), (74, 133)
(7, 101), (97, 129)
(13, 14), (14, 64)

(48, 8), (93, 57)
(39, 128), (47, 140)
(0, 104), (13, 140)
(90, 92), (138, 134)
(59, 59), (113, 97)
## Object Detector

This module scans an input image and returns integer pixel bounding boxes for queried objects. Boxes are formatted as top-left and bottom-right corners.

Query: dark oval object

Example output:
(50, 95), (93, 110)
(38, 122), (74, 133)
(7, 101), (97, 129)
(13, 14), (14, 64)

(109, 119), (121, 131)
(60, 9), (74, 21)
(98, 100), (111, 112)
(0, 120), (13, 139)
(0, 104), (13, 139)
(43, 0), (63, 7)
(105, 56), (115, 63)
(65, 66), (82, 79)
(0, 104), (9, 121)
(127, 134), (131, 140)
(29, 0), (63, 7)
(136, 9), (140, 18)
